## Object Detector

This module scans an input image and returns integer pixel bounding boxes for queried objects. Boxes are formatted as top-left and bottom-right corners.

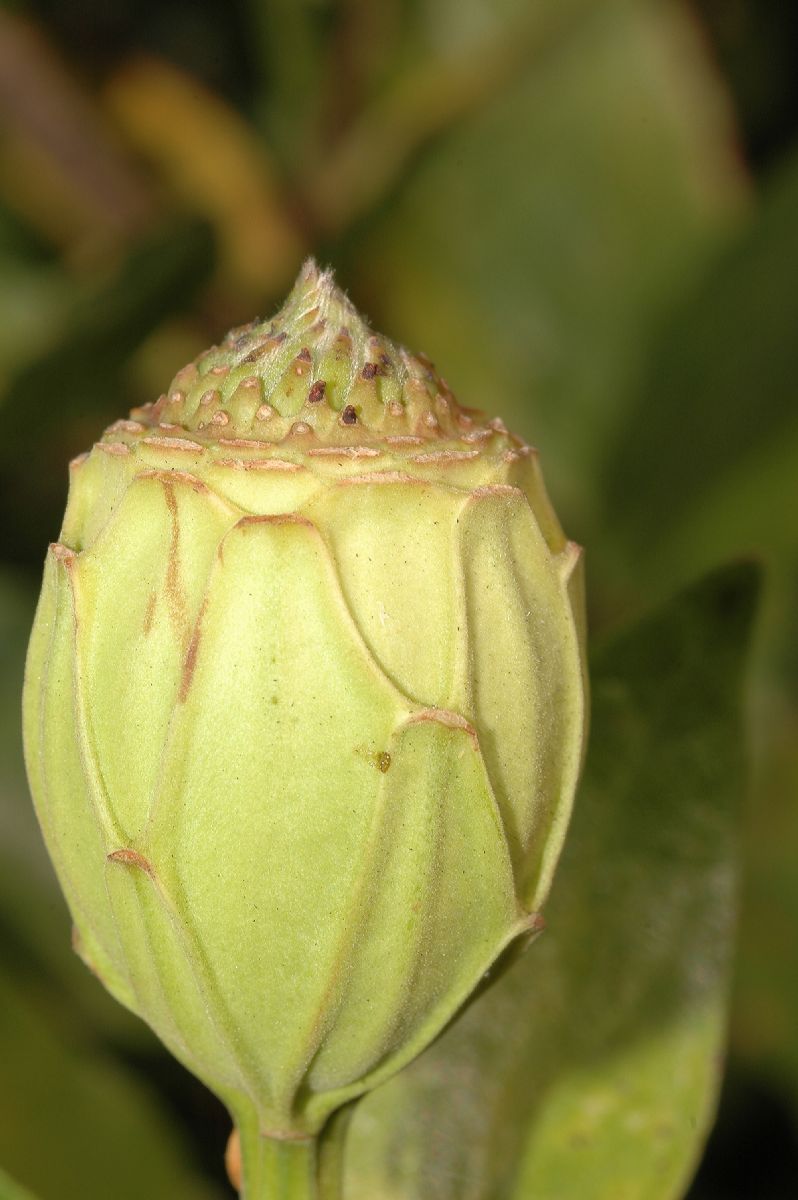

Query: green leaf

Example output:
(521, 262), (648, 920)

(602, 148), (798, 587)
(344, 562), (760, 1200)
(0, 218), (214, 564)
(598, 147), (798, 1111)
(0, 966), (223, 1200)
(0, 1166), (38, 1200)
(347, 0), (747, 531)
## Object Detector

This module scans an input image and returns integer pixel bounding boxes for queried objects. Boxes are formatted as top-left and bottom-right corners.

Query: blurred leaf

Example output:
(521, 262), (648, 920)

(103, 57), (304, 302)
(0, 217), (214, 565)
(248, 0), (337, 173)
(598, 144), (798, 1110)
(345, 562), (760, 1200)
(602, 147), (798, 588)
(0, 208), (71, 383)
(349, 0), (747, 532)
(309, 2), (596, 236)
(0, 966), (222, 1200)
(0, 11), (154, 257)
(0, 1167), (38, 1200)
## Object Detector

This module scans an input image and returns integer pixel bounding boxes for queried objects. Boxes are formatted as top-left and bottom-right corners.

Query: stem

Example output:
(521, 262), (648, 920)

(241, 1135), (318, 1200)
(234, 1105), (350, 1200)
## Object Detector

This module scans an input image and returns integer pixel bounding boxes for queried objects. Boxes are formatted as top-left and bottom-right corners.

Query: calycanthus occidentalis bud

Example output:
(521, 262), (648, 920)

(23, 261), (586, 1194)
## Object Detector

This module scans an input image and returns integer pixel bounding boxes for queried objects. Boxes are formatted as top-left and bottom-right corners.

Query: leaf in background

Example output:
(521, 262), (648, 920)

(0, 217), (214, 566)
(601, 148), (798, 587)
(344, 562), (760, 1200)
(102, 57), (304, 304)
(0, 966), (223, 1200)
(0, 1166), (38, 1200)
(599, 145), (798, 1115)
(346, 0), (747, 532)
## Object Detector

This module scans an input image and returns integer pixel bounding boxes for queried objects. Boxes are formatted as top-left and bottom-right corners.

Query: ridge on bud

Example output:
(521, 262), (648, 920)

(23, 260), (587, 1196)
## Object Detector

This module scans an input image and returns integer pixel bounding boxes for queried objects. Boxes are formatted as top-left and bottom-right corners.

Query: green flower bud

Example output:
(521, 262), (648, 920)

(23, 262), (586, 1180)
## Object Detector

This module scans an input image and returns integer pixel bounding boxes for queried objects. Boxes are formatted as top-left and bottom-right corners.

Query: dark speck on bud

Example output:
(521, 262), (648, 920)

(341, 405), (358, 425)
(308, 380), (327, 404)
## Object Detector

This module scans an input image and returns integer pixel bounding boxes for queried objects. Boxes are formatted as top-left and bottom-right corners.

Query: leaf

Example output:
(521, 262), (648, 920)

(601, 148), (798, 586)
(0, 1167), (38, 1200)
(0, 967), (223, 1200)
(346, 0), (747, 530)
(0, 217), (214, 565)
(343, 562), (760, 1200)
(598, 146), (798, 1109)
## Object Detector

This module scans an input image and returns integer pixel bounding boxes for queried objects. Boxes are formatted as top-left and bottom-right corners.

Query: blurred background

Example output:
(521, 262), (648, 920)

(0, 0), (796, 1196)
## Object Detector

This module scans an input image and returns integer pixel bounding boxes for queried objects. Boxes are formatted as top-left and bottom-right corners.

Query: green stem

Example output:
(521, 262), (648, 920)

(235, 1105), (351, 1200)
(242, 1135), (318, 1200)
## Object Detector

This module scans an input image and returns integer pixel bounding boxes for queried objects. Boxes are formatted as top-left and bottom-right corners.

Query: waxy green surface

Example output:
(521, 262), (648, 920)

(22, 264), (586, 1175)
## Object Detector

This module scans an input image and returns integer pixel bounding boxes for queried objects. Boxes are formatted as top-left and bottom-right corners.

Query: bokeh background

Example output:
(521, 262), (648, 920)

(0, 1), (796, 1196)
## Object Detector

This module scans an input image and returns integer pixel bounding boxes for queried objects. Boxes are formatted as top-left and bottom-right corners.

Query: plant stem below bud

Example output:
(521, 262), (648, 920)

(234, 1105), (350, 1200)
(243, 1135), (318, 1200)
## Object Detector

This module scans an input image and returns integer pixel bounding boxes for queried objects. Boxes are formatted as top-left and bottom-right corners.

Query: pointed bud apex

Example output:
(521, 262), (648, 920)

(23, 263), (587, 1180)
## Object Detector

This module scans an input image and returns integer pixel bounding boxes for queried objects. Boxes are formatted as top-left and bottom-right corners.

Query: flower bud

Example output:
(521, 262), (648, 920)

(23, 262), (586, 1152)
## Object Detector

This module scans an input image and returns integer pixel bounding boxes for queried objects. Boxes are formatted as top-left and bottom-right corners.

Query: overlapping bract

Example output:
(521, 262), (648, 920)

(23, 263), (586, 1140)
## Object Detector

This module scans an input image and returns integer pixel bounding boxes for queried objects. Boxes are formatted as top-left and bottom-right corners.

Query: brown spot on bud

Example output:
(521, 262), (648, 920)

(409, 707), (479, 749)
(308, 445), (380, 459)
(180, 598), (208, 702)
(255, 404), (274, 421)
(410, 449), (480, 465)
(361, 362), (378, 380)
(108, 419), (143, 434)
(341, 405), (358, 425)
(200, 389), (217, 406)
(107, 848), (155, 877)
(376, 751), (392, 773)
(308, 380), (326, 404)
(297, 347), (312, 362)
(237, 512), (315, 529)
(211, 410), (230, 426)
(141, 436), (204, 452)
(216, 437), (268, 450)
(245, 458), (303, 472)
(143, 591), (156, 635)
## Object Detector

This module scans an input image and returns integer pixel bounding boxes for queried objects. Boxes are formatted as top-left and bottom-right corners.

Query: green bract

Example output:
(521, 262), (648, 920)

(23, 262), (586, 1179)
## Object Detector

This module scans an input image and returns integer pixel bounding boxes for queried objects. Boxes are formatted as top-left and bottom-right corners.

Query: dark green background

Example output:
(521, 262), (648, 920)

(0, 1), (796, 1196)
